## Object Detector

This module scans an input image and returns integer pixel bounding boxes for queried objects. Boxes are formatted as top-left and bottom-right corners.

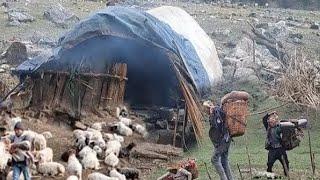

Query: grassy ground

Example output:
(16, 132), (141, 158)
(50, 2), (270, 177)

(148, 81), (320, 180)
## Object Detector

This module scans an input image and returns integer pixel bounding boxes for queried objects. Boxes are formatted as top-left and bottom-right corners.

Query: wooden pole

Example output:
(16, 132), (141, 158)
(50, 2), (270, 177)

(204, 162), (212, 180)
(245, 135), (253, 179)
(308, 130), (315, 176)
(237, 163), (244, 180)
(173, 103), (179, 147)
(182, 103), (189, 151)
(307, 108), (316, 177)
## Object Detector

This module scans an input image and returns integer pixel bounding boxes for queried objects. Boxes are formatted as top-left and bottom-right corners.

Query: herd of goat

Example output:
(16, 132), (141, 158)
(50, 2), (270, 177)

(0, 107), (147, 179)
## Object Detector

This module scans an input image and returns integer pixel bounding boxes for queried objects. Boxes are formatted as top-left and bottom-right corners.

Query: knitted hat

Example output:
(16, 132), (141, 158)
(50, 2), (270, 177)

(14, 122), (24, 130)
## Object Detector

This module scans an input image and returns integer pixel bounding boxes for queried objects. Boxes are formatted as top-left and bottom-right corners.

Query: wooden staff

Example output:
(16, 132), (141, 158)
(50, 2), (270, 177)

(237, 163), (244, 180)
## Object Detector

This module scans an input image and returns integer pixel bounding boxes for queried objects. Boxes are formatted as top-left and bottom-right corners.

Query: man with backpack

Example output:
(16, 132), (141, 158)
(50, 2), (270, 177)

(207, 104), (233, 180)
(263, 111), (291, 176)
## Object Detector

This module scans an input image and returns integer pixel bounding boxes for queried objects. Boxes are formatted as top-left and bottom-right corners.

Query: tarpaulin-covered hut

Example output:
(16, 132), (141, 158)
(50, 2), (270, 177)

(15, 6), (221, 105)
(13, 6), (222, 141)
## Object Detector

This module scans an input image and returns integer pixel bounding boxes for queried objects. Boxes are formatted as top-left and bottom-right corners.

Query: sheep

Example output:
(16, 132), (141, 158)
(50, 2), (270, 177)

(37, 162), (65, 176)
(73, 129), (85, 139)
(0, 140), (11, 172)
(119, 142), (136, 158)
(61, 150), (70, 162)
(93, 145), (104, 159)
(24, 130), (38, 140)
(117, 122), (133, 136)
(41, 131), (53, 139)
(91, 122), (106, 131)
(87, 128), (106, 149)
(88, 172), (118, 180)
(105, 140), (121, 157)
(118, 167), (140, 179)
(33, 133), (47, 151)
(75, 135), (88, 151)
(104, 152), (119, 167)
(78, 146), (94, 158)
(104, 133), (124, 143)
(116, 106), (128, 118)
(81, 150), (100, 170)
(23, 130), (47, 151)
(91, 137), (106, 150)
(67, 149), (82, 180)
(119, 116), (132, 126)
(33, 147), (53, 163)
(6, 171), (23, 180)
(113, 134), (124, 143)
(67, 175), (79, 180)
(109, 169), (126, 180)
(131, 123), (148, 138)
(87, 128), (103, 139)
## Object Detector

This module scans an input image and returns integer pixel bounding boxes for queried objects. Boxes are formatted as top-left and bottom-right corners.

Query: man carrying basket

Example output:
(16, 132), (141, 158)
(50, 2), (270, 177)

(205, 91), (250, 180)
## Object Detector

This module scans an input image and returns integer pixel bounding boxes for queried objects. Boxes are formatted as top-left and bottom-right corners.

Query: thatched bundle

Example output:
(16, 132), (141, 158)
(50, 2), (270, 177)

(276, 53), (320, 109)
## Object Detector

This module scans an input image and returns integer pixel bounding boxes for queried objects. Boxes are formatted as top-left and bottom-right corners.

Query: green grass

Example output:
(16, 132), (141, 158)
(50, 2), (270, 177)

(148, 82), (320, 180)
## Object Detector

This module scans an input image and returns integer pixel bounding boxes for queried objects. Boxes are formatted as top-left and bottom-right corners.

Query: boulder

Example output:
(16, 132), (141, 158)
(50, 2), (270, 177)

(2, 42), (28, 65)
(8, 9), (34, 23)
(310, 22), (319, 30)
(43, 3), (79, 28)
(248, 12), (257, 18)
(30, 31), (56, 47)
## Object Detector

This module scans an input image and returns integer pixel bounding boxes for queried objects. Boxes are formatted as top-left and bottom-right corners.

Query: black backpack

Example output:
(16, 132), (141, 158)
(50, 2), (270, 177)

(208, 107), (228, 145)
(280, 120), (302, 151)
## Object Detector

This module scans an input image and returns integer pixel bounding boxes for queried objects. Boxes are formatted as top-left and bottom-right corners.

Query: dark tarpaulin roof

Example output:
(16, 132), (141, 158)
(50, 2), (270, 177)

(15, 6), (211, 107)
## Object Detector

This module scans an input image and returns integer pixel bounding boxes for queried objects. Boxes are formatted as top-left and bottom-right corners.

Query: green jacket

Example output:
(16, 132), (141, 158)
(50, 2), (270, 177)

(267, 125), (282, 149)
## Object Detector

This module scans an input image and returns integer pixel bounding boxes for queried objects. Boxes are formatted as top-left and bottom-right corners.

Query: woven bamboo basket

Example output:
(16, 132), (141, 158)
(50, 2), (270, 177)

(222, 100), (249, 137)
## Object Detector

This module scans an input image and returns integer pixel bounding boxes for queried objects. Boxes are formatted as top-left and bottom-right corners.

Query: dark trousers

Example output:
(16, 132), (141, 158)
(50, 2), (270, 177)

(267, 147), (289, 176)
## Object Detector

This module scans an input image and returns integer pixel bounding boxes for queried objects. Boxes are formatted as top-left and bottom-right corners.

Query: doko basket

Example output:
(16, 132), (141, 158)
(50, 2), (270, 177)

(222, 100), (249, 137)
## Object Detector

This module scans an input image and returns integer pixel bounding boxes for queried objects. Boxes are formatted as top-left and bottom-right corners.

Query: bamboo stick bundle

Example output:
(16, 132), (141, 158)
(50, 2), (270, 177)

(173, 63), (204, 144)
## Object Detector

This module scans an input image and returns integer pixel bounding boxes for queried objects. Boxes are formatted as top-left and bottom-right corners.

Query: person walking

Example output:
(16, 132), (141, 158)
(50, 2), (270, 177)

(263, 112), (290, 176)
(208, 104), (233, 180)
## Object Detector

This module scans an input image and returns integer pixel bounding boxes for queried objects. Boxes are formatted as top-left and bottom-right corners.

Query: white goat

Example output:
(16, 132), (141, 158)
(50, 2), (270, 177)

(34, 147), (53, 163)
(91, 122), (106, 131)
(132, 123), (148, 138)
(119, 116), (132, 126)
(81, 150), (100, 170)
(88, 172), (118, 180)
(33, 133), (47, 151)
(41, 131), (53, 139)
(104, 133), (124, 143)
(78, 146), (94, 158)
(67, 150), (82, 180)
(67, 175), (79, 180)
(104, 152), (119, 168)
(117, 122), (133, 136)
(93, 145), (104, 158)
(105, 140), (121, 157)
(37, 162), (65, 176)
(23, 130), (47, 151)
(0, 140), (11, 172)
(110, 169), (126, 180)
